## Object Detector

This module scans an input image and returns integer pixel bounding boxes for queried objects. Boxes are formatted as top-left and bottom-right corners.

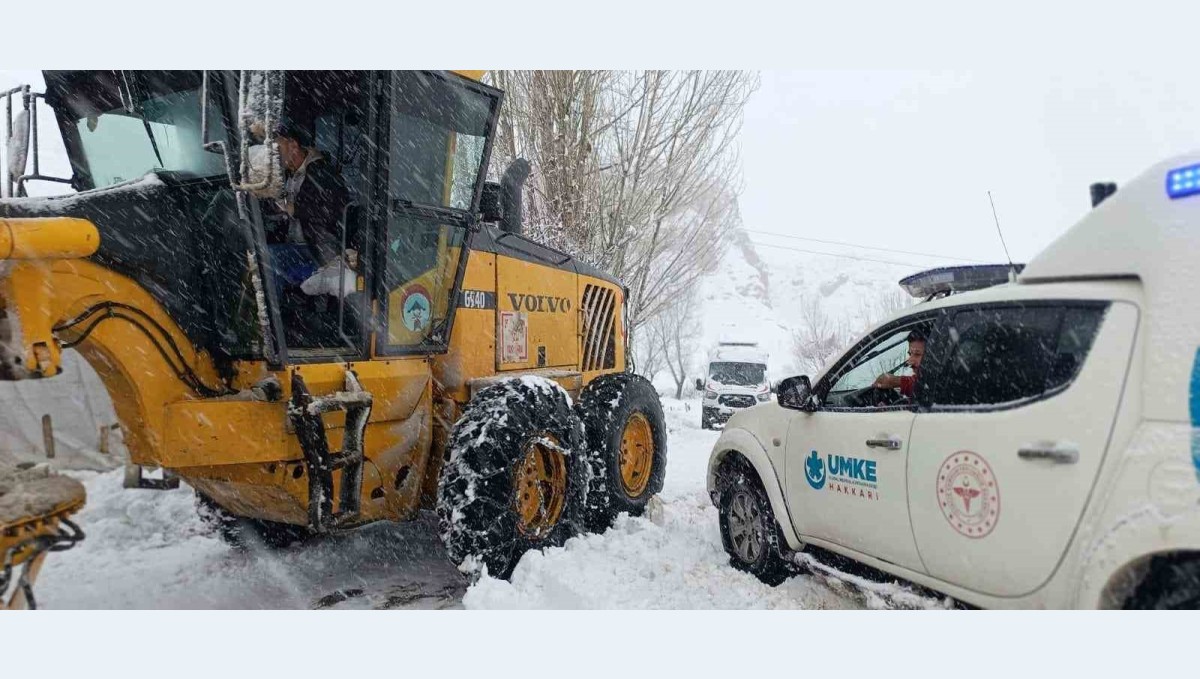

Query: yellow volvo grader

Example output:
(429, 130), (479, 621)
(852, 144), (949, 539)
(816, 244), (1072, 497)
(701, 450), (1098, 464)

(0, 70), (666, 583)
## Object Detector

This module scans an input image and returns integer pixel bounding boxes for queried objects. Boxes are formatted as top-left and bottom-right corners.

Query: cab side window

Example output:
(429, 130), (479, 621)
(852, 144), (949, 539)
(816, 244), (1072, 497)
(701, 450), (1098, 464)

(820, 320), (932, 410)
(922, 303), (1107, 409)
(826, 329), (911, 398)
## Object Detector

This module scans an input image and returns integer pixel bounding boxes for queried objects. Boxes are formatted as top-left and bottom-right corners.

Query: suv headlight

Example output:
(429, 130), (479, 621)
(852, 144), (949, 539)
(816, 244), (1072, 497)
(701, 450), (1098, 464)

(704, 390), (718, 400)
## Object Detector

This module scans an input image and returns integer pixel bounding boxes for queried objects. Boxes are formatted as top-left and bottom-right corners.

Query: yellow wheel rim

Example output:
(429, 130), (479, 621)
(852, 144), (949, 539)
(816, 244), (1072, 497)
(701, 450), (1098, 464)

(514, 435), (568, 538)
(618, 412), (655, 497)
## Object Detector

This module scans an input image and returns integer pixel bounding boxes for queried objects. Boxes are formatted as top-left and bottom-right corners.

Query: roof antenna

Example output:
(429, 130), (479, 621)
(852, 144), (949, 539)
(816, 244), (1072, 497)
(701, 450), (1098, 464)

(987, 191), (1017, 280)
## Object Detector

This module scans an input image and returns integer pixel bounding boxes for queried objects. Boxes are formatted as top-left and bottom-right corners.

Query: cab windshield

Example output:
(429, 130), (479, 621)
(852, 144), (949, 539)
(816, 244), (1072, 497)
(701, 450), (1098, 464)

(709, 362), (766, 387)
(48, 71), (228, 189)
(388, 71), (492, 211)
(379, 71), (500, 352)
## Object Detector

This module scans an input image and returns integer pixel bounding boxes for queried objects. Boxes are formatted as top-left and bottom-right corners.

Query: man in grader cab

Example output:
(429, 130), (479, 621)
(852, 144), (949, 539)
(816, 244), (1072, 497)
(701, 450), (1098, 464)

(0, 70), (667, 582)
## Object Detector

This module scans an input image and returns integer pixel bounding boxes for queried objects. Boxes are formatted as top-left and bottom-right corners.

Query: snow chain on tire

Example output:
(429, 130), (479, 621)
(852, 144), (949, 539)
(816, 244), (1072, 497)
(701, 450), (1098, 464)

(437, 377), (588, 580)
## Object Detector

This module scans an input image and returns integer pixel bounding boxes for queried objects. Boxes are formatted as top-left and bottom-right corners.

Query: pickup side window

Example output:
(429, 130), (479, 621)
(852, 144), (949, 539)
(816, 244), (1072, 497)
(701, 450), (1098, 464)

(817, 316), (936, 411)
(921, 302), (1108, 410)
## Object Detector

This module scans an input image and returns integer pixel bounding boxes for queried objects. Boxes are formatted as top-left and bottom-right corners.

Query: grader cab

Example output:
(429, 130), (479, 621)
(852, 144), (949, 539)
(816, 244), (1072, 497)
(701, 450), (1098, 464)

(0, 70), (666, 580)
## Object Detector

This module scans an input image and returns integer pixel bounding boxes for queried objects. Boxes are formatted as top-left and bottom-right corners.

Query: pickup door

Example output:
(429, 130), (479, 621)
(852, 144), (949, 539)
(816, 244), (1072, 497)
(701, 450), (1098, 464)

(907, 301), (1138, 597)
(784, 324), (927, 572)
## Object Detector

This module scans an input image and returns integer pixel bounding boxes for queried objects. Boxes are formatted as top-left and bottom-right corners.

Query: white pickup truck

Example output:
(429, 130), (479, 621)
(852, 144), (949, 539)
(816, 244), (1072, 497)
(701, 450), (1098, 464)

(707, 154), (1200, 608)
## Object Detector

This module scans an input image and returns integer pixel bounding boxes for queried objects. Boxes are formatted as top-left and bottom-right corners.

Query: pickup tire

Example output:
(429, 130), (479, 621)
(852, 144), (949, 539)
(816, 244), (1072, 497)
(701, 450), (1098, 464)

(1123, 554), (1200, 609)
(716, 456), (794, 586)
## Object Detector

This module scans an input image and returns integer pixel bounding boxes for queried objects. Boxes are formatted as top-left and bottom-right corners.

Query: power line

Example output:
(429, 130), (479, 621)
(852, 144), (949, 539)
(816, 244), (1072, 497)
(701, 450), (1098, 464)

(746, 239), (927, 269)
(743, 228), (985, 263)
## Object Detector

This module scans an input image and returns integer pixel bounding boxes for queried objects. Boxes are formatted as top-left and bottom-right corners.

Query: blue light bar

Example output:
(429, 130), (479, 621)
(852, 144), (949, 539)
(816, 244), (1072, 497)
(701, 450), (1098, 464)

(1166, 163), (1200, 200)
(899, 264), (1024, 300)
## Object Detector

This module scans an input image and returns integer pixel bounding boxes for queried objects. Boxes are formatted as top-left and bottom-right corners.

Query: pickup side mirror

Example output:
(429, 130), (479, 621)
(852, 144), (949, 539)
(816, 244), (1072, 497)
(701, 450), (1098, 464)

(777, 375), (816, 411)
(694, 378), (705, 392)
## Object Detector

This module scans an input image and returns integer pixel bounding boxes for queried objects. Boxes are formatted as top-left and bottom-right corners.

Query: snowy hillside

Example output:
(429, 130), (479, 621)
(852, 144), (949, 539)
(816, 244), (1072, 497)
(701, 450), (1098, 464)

(694, 226), (916, 383)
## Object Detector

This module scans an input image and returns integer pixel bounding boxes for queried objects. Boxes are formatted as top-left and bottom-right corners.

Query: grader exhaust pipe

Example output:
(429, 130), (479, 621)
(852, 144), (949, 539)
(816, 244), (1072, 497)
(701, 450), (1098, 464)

(500, 158), (530, 236)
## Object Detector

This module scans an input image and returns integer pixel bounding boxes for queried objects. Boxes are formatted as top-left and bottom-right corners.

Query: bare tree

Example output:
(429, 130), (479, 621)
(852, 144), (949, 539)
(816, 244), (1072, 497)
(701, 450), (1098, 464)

(631, 323), (666, 384)
(857, 288), (911, 332)
(489, 70), (608, 252)
(650, 291), (701, 399)
(487, 70), (760, 334)
(791, 297), (851, 376)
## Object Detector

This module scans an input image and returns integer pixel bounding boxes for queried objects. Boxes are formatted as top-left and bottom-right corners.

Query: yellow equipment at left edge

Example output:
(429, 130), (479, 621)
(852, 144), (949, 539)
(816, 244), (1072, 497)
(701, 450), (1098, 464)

(0, 217), (100, 260)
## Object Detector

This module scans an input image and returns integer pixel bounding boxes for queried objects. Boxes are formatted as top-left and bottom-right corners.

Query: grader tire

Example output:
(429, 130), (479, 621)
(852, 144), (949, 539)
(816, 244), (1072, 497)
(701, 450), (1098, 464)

(578, 373), (667, 533)
(437, 377), (588, 580)
(195, 492), (313, 550)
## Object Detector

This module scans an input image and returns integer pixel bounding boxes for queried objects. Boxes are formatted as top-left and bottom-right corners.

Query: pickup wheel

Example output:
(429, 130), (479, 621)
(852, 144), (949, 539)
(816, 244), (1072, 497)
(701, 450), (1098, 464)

(1124, 555), (1200, 609)
(716, 458), (794, 586)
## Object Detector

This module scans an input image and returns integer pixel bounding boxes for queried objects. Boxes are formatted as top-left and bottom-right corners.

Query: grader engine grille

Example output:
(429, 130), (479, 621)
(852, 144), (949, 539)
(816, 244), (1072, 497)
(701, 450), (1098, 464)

(581, 284), (617, 371)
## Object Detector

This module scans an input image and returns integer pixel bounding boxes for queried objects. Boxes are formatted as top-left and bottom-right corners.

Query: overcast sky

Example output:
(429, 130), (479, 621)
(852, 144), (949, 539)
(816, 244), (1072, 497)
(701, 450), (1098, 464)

(740, 69), (1198, 267)
(4, 67), (1196, 268)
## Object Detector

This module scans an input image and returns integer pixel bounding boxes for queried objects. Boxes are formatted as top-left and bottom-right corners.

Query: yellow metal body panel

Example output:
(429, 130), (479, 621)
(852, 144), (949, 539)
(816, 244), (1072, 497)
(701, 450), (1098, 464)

(0, 217), (99, 260)
(434, 249), (496, 403)
(0, 258), (220, 464)
(169, 357), (433, 524)
(163, 401), (289, 468)
(495, 254), (580, 371)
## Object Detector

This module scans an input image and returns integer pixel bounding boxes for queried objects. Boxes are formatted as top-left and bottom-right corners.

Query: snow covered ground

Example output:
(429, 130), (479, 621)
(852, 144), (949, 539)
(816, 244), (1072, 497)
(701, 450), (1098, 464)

(34, 395), (945, 609)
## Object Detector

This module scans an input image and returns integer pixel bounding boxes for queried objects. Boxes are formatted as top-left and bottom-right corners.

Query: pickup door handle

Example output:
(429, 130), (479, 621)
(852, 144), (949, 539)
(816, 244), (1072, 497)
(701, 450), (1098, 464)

(865, 438), (902, 450)
(1018, 442), (1079, 464)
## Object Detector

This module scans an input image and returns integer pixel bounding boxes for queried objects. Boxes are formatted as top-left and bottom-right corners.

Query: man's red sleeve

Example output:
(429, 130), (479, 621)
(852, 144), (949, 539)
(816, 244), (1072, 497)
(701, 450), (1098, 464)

(899, 376), (916, 397)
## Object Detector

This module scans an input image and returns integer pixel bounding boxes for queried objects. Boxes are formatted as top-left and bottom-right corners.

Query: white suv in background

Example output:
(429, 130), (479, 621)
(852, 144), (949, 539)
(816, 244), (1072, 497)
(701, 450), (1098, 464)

(707, 154), (1200, 608)
(697, 342), (770, 429)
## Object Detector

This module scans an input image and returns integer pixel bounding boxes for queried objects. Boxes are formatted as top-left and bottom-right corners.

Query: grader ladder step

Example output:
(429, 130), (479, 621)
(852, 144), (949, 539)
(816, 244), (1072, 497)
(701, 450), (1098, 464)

(287, 370), (373, 532)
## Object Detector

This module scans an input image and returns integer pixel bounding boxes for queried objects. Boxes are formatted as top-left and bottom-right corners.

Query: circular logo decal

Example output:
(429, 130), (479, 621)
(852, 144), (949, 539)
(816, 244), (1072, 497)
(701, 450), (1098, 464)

(804, 450), (826, 490)
(936, 451), (1000, 538)
(401, 284), (431, 332)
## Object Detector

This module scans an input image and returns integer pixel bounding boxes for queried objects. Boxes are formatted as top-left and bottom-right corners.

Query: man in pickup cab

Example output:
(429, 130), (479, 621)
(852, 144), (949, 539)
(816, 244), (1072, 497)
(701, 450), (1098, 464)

(873, 329), (926, 397)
